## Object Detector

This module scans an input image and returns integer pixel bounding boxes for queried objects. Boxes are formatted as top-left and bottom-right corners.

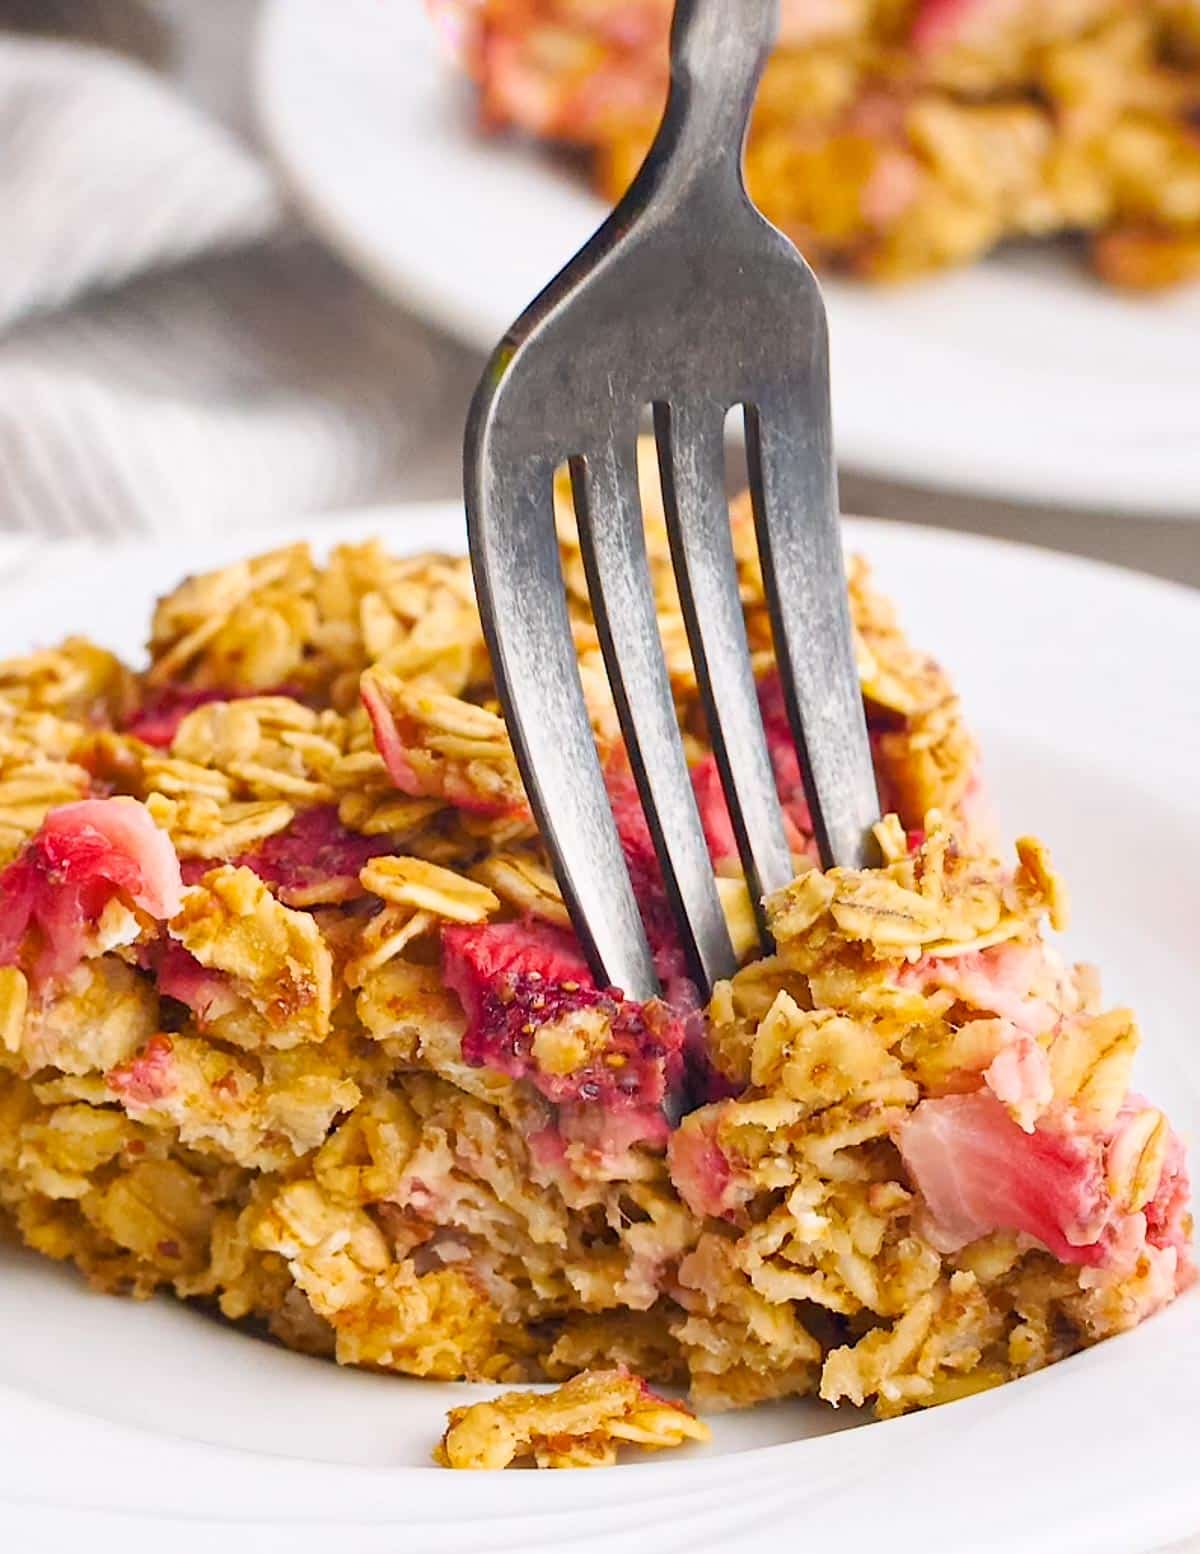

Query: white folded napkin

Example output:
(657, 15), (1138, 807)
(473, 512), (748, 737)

(0, 35), (469, 537)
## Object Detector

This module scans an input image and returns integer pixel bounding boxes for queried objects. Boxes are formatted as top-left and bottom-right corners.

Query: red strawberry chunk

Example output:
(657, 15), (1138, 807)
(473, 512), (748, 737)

(911, 0), (997, 50)
(603, 763), (682, 967)
(689, 755), (739, 865)
(362, 677), (525, 819)
(1118, 1103), (1193, 1269)
(683, 679), (819, 867)
(756, 674), (815, 851)
(668, 1114), (752, 1219)
(896, 1090), (1112, 1264)
(361, 676), (422, 797)
(107, 1034), (176, 1106)
(233, 805), (390, 907)
(0, 799), (183, 981)
(442, 918), (685, 1113)
(125, 684), (309, 749)
(123, 687), (232, 749)
(155, 941), (239, 1023)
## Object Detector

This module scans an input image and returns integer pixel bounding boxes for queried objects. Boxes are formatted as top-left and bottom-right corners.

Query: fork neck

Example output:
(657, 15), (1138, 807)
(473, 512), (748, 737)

(641, 0), (779, 210)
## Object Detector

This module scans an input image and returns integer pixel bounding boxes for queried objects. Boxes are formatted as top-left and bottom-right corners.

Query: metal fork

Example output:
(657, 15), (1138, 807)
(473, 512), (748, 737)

(464, 0), (878, 1004)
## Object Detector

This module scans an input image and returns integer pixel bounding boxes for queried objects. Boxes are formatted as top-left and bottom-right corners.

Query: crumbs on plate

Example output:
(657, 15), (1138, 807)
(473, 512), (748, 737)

(435, 1366), (710, 1469)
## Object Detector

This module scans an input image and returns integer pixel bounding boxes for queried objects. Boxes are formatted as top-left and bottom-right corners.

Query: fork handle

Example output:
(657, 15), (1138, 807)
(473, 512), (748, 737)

(652, 0), (779, 201)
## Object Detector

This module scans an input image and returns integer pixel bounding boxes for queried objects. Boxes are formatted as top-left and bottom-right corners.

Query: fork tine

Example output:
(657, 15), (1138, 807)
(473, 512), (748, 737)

(654, 401), (794, 931)
(466, 449), (660, 1000)
(745, 393), (880, 870)
(571, 430), (738, 995)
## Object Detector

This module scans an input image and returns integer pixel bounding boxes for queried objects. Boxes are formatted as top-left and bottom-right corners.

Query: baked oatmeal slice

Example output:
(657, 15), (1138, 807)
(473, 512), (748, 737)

(0, 515), (1186, 1447)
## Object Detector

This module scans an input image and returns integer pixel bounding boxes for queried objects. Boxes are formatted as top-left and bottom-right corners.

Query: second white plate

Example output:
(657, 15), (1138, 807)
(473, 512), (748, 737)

(257, 0), (1200, 517)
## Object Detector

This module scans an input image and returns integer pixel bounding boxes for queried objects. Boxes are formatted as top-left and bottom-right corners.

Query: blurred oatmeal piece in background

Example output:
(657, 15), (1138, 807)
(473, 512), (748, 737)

(438, 0), (1200, 288)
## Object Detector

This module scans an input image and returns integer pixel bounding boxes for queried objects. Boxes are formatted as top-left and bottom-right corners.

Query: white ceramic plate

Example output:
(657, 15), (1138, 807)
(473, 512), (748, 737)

(256, 0), (1200, 518)
(0, 507), (1197, 1553)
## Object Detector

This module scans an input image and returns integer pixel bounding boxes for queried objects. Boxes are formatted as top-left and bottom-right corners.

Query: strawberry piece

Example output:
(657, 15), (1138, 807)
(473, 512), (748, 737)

(0, 799), (183, 981)
(896, 1090), (1110, 1264)
(124, 688), (232, 749)
(360, 676), (423, 797)
(124, 685), (306, 749)
(910, 0), (1009, 52)
(684, 679), (817, 864)
(234, 805), (390, 907)
(668, 1114), (752, 1219)
(603, 762), (682, 968)
(361, 677), (526, 819)
(557, 1100), (671, 1162)
(107, 1034), (176, 1106)
(1124, 1108), (1193, 1267)
(689, 754), (739, 865)
(756, 674), (815, 851)
(155, 941), (239, 1023)
(899, 942), (1065, 1037)
(442, 918), (685, 1113)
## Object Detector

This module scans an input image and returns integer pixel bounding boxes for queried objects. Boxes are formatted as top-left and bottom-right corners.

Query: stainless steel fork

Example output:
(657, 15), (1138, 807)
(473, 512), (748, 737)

(465, 0), (878, 1004)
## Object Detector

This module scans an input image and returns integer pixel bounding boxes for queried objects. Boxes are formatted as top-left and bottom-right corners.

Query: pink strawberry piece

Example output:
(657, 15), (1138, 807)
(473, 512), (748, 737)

(361, 677), (423, 797)
(0, 799), (183, 981)
(896, 1089), (1111, 1264)
(107, 1034), (176, 1106)
(911, 0), (1003, 52)
(668, 1115), (752, 1219)
(442, 918), (685, 1113)
(124, 687), (230, 748)
(689, 754), (739, 865)
(361, 678), (525, 820)
(602, 755), (747, 987)
(234, 805), (390, 907)
(155, 941), (239, 1023)
(601, 690), (819, 975)
(557, 1100), (671, 1162)
(756, 674), (815, 851)
(984, 1034), (1053, 1131)
(684, 678), (818, 863)
(603, 762), (683, 968)
(1114, 1102), (1194, 1268)
(124, 685), (305, 749)
(899, 942), (1064, 1037)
